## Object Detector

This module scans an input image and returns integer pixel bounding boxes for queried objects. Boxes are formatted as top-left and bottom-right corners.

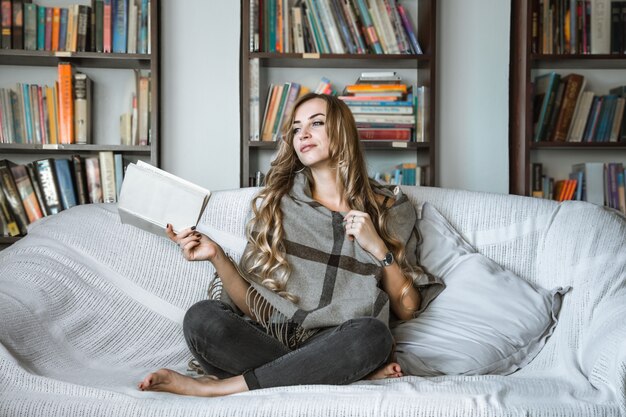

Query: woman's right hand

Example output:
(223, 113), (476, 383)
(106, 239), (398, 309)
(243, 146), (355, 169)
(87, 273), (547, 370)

(165, 224), (221, 262)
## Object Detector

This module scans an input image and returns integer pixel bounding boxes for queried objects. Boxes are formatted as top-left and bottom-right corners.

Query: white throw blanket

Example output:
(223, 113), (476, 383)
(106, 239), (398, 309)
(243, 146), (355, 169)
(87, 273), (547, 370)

(0, 186), (624, 417)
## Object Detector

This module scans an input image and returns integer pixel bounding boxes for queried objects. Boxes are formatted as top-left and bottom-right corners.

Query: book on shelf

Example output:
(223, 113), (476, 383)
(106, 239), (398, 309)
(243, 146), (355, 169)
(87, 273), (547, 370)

(9, 163), (44, 224)
(11, 0), (23, 50)
(23, 2), (35, 50)
(34, 158), (63, 215)
(54, 158), (77, 210)
(99, 151), (116, 203)
(71, 154), (89, 206)
(531, 163), (543, 198)
(358, 127), (411, 141)
(118, 160), (211, 237)
(0, 159), (29, 234)
(0, 184), (20, 236)
(571, 162), (605, 206)
(84, 156), (103, 204)
(551, 73), (585, 142)
(532, 72), (561, 142)
(1, 0), (11, 49)
(57, 62), (75, 144)
(25, 163), (47, 217)
(136, 71), (150, 146)
(73, 72), (93, 145)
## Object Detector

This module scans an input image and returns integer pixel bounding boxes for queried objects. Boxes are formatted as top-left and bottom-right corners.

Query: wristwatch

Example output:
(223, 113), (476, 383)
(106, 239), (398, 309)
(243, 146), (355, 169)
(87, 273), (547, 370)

(380, 250), (395, 267)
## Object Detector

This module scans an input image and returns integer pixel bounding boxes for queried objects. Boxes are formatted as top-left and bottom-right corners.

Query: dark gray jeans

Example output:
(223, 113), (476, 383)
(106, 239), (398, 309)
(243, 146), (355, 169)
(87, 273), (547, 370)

(183, 299), (393, 390)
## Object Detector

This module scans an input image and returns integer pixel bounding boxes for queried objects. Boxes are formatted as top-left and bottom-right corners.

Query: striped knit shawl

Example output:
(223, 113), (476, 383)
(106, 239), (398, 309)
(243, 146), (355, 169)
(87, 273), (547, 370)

(241, 174), (444, 346)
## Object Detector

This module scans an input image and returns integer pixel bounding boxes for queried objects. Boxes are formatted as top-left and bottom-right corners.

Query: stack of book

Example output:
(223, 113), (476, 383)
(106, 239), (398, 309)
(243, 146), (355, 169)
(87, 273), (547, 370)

(532, 72), (626, 143)
(249, 0), (422, 55)
(0, 153), (128, 237)
(0, 0), (151, 54)
(339, 72), (426, 142)
(531, 162), (626, 214)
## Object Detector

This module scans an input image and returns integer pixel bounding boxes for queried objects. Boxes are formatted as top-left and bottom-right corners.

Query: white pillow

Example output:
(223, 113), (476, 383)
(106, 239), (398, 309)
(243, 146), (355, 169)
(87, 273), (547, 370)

(392, 202), (569, 376)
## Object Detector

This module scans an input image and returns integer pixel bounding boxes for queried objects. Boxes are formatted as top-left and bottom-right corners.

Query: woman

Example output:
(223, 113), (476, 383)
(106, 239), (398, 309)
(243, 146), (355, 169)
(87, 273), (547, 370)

(138, 93), (441, 397)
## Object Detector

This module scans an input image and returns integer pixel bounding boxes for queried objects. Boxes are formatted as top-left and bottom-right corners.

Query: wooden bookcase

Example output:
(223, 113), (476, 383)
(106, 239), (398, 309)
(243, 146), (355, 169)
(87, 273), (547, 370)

(239, 0), (437, 187)
(509, 0), (626, 197)
(0, 0), (160, 246)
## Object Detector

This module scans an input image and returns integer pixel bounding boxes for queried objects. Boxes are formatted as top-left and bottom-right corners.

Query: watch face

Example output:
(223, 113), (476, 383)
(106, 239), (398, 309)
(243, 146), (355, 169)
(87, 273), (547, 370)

(383, 251), (394, 266)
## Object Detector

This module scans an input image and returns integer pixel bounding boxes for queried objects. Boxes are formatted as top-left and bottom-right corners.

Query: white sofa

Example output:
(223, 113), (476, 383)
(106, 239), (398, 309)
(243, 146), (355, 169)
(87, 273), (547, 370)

(0, 186), (624, 417)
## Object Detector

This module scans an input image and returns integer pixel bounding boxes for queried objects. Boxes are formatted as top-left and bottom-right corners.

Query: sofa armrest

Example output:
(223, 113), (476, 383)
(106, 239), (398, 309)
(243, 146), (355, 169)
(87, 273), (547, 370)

(580, 296), (626, 409)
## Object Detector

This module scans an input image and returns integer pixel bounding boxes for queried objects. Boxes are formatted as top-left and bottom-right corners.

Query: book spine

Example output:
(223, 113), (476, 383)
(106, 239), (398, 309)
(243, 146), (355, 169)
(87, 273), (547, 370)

(396, 3), (421, 54)
(126, 2), (136, 53)
(1, 0), (11, 49)
(0, 160), (29, 234)
(77, 5), (90, 52)
(71, 154), (89, 205)
(73, 72), (91, 144)
(111, 0), (127, 53)
(114, 153), (123, 200)
(34, 158), (62, 214)
(103, 0), (112, 52)
(354, 0), (383, 53)
(95, 0), (103, 52)
(11, 0), (23, 49)
(57, 63), (75, 144)
(84, 156), (102, 203)
(99, 151), (116, 203)
(53, 158), (77, 209)
(51, 7), (60, 51)
(36, 5), (44, 50)
(59, 7), (68, 52)
(137, 74), (149, 145)
(358, 127), (411, 140)
(44, 6), (52, 50)
(0, 183), (20, 236)
(23, 3), (36, 50)
(25, 163), (47, 217)
(340, 0), (367, 53)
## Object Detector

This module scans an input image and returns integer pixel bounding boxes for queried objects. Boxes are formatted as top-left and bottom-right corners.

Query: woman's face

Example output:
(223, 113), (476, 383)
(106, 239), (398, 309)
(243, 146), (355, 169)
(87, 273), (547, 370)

(292, 98), (331, 170)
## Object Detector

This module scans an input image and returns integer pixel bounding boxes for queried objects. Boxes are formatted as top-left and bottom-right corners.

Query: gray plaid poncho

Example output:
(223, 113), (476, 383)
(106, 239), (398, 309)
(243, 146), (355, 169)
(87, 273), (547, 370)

(240, 173), (444, 347)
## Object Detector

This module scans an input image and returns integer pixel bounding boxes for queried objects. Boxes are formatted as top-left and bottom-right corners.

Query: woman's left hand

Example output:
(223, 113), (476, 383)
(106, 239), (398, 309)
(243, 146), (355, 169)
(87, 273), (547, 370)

(344, 210), (387, 259)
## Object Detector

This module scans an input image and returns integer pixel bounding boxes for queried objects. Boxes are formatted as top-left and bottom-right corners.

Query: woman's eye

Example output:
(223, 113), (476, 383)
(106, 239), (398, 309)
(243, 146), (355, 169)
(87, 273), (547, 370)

(312, 120), (324, 127)
(292, 127), (301, 134)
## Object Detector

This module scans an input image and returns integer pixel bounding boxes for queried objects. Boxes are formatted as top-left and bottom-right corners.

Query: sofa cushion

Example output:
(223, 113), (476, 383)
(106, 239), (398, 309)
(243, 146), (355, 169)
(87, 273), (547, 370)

(392, 202), (568, 376)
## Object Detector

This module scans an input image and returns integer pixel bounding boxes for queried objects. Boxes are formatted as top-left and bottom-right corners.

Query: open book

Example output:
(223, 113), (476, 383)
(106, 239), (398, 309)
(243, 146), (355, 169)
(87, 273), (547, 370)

(118, 161), (211, 237)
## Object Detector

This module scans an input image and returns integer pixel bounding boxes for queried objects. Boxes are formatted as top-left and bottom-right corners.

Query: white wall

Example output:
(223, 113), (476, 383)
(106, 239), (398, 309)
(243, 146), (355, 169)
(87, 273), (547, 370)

(437, 0), (510, 193)
(160, 1), (241, 191)
(162, 1), (511, 194)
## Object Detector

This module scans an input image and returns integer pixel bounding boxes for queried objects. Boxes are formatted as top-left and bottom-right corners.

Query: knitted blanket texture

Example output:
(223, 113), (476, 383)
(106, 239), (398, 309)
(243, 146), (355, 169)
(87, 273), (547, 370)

(0, 186), (624, 417)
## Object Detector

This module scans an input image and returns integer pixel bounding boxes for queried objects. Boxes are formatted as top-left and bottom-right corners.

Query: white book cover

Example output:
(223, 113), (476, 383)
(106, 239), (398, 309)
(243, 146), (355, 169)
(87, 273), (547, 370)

(591, 0), (611, 54)
(118, 160), (211, 237)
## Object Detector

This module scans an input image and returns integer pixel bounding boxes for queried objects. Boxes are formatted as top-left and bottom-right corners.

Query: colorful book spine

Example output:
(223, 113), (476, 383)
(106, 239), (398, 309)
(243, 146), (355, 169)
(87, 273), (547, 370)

(36, 5), (45, 50)
(59, 7), (68, 52)
(354, 0), (383, 54)
(396, 3), (422, 54)
(103, 0), (112, 52)
(54, 158), (77, 210)
(1, 0), (11, 49)
(57, 63), (75, 144)
(112, 0), (128, 53)
(11, 0), (24, 49)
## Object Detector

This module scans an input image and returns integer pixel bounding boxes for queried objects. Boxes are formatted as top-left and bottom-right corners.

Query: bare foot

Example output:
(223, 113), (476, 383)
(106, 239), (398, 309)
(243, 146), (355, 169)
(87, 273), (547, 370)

(366, 362), (404, 380)
(138, 368), (247, 397)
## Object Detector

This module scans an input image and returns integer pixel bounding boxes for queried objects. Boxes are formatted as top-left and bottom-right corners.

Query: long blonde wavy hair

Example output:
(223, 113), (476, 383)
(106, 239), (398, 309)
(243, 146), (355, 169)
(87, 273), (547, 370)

(241, 93), (417, 309)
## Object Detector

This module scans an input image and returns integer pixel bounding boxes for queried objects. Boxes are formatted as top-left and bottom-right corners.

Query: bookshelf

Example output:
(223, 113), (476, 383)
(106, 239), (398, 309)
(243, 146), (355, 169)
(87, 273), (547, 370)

(509, 0), (626, 198)
(239, 0), (437, 187)
(0, 0), (160, 246)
